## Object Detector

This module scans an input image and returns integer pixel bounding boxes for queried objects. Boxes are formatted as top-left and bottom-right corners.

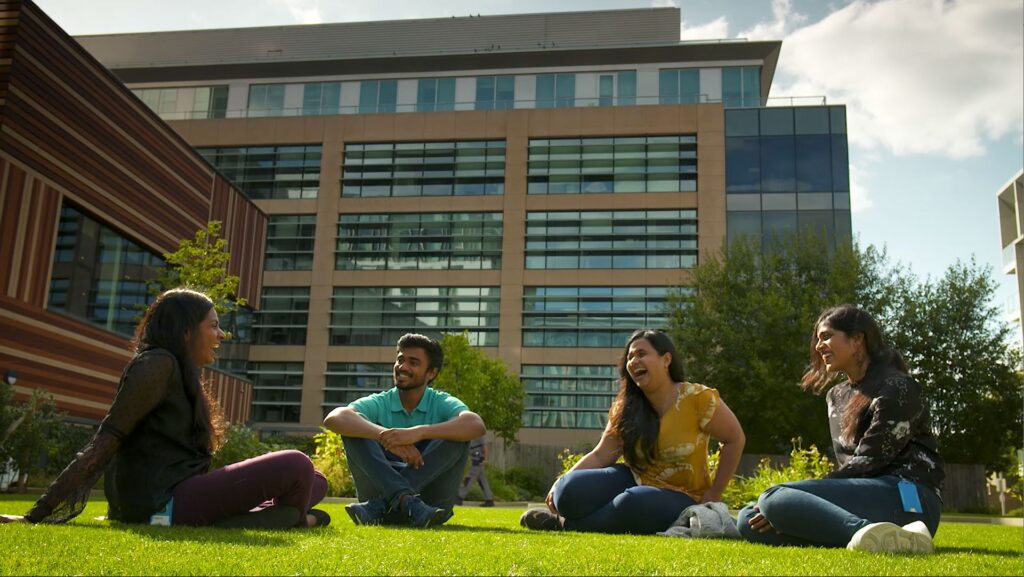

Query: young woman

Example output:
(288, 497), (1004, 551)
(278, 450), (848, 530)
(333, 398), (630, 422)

(520, 329), (745, 534)
(0, 288), (328, 529)
(736, 304), (944, 553)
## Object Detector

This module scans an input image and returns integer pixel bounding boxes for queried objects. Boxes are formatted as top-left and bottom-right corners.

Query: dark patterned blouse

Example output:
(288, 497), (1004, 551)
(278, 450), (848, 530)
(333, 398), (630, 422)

(825, 361), (945, 495)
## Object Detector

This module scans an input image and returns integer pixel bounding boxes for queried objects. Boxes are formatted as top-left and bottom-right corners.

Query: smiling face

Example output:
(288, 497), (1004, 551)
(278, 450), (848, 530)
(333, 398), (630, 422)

(625, 337), (672, 391)
(394, 346), (437, 391)
(190, 307), (225, 366)
(814, 321), (863, 376)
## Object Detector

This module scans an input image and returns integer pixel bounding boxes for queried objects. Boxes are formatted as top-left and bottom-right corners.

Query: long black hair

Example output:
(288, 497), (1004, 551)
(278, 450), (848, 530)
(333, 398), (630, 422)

(800, 304), (907, 442)
(132, 288), (226, 452)
(608, 329), (687, 471)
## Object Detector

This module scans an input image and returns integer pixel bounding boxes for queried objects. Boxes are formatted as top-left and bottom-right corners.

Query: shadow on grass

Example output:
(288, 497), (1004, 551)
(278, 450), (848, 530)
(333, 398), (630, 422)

(935, 546), (1023, 558)
(70, 520), (297, 546)
(434, 523), (525, 535)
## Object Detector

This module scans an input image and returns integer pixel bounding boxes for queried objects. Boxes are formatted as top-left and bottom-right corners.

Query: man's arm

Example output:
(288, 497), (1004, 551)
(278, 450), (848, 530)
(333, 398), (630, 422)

(323, 406), (386, 439)
(378, 411), (485, 450)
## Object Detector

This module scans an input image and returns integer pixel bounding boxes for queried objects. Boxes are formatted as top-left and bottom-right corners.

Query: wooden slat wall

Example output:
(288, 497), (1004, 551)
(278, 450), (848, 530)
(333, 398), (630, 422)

(0, 0), (262, 423)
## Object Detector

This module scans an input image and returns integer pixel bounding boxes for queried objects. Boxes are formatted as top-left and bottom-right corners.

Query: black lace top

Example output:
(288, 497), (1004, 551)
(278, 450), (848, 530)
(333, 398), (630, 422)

(25, 349), (211, 523)
(824, 361), (945, 494)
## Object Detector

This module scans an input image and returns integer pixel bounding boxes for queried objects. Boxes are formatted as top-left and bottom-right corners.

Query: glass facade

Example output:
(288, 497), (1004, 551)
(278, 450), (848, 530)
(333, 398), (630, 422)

(265, 215), (316, 271)
(252, 287), (309, 345)
(522, 287), (673, 348)
(48, 204), (164, 336)
(341, 140), (505, 197)
(249, 362), (303, 423)
(724, 106), (851, 250)
(336, 212), (503, 270)
(359, 80), (398, 113)
(330, 287), (500, 346)
(197, 145), (322, 200)
(322, 362), (393, 417)
(303, 82), (341, 116)
(248, 84), (286, 117)
(525, 210), (697, 269)
(721, 66), (762, 108)
(536, 73), (575, 108)
(475, 76), (515, 110)
(659, 69), (701, 104)
(528, 136), (697, 194)
(416, 78), (456, 112)
(132, 86), (228, 120)
(521, 365), (617, 429)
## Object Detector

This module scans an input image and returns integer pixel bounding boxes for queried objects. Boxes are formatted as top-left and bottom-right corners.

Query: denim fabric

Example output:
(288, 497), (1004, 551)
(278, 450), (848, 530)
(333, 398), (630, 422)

(552, 464), (697, 534)
(342, 437), (468, 512)
(736, 475), (942, 548)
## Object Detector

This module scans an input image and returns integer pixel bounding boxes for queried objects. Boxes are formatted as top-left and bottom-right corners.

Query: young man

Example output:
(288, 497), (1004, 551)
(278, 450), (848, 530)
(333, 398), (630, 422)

(457, 433), (494, 507)
(323, 333), (486, 528)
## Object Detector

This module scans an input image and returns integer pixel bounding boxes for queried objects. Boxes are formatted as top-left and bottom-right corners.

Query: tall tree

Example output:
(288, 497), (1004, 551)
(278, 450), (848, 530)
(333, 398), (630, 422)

(431, 332), (524, 444)
(155, 220), (245, 314)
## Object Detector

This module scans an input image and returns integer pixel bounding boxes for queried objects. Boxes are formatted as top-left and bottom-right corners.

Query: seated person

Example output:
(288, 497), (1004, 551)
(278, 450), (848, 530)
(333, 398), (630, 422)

(521, 329), (745, 534)
(323, 333), (485, 528)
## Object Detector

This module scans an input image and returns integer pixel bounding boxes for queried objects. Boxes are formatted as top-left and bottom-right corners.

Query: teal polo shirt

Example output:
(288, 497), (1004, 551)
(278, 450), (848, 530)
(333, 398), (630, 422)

(349, 387), (469, 429)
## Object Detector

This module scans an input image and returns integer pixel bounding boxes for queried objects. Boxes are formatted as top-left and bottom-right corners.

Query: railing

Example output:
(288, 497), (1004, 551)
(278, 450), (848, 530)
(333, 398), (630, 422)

(151, 94), (830, 121)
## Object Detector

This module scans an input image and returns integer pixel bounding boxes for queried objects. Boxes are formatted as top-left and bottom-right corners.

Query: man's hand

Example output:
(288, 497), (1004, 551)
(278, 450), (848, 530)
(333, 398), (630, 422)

(379, 427), (423, 452)
(389, 444), (424, 469)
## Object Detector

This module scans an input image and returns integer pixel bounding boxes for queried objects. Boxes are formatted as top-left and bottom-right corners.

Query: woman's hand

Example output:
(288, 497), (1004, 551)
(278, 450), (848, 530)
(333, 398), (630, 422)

(0, 515), (27, 524)
(746, 505), (776, 533)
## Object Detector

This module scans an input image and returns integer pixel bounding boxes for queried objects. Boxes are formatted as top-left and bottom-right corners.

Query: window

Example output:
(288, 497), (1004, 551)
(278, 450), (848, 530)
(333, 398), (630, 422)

(265, 215), (316, 271)
(522, 287), (677, 348)
(253, 287), (309, 345)
(303, 82), (341, 116)
(132, 86), (228, 120)
(617, 71), (637, 106)
(342, 140), (505, 197)
(659, 69), (701, 104)
(521, 365), (617, 429)
(359, 80), (398, 113)
(337, 212), (502, 270)
(528, 135), (697, 194)
(722, 66), (761, 108)
(249, 362), (303, 423)
(525, 210), (697, 269)
(536, 73), (575, 108)
(197, 145), (321, 199)
(248, 84), (286, 117)
(475, 76), (515, 110)
(416, 78), (456, 112)
(48, 205), (163, 336)
(322, 363), (393, 417)
(330, 287), (500, 346)
(599, 75), (614, 107)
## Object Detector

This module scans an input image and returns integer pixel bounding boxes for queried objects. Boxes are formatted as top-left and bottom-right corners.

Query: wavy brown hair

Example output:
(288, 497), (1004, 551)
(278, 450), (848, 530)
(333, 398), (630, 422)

(800, 304), (907, 443)
(132, 288), (227, 452)
(608, 329), (687, 471)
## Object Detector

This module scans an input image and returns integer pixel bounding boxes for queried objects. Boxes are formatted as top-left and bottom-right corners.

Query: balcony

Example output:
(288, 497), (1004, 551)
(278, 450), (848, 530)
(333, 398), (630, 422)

(1004, 242), (1018, 275)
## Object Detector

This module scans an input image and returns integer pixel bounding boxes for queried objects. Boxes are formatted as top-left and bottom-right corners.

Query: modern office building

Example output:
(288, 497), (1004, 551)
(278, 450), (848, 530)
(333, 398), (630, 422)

(75, 7), (852, 446)
(997, 169), (1024, 350)
(0, 0), (267, 424)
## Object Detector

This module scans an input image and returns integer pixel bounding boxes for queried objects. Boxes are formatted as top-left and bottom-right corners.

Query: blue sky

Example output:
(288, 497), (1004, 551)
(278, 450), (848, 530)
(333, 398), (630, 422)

(36, 0), (1024, 311)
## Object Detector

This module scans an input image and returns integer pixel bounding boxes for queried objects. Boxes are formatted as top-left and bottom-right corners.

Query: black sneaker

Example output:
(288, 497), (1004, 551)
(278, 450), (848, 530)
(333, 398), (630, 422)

(308, 508), (331, 528)
(213, 505), (302, 529)
(481, 500), (495, 507)
(519, 507), (563, 531)
(401, 496), (449, 528)
(345, 499), (388, 526)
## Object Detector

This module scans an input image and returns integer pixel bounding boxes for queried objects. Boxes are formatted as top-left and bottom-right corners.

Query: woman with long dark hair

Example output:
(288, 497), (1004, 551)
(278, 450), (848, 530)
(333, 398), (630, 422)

(737, 304), (944, 553)
(1, 288), (328, 529)
(520, 329), (745, 533)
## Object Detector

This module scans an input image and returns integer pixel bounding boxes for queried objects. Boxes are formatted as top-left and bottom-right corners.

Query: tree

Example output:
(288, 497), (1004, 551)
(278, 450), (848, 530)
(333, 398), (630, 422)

(155, 220), (246, 314)
(431, 332), (524, 444)
(666, 232), (894, 453)
(0, 385), (66, 492)
(883, 258), (1023, 473)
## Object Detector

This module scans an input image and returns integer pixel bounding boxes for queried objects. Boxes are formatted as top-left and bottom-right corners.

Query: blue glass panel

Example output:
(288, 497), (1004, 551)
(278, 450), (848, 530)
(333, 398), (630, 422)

(378, 80), (397, 113)
(476, 76), (495, 110)
(830, 106), (847, 134)
(721, 68), (742, 107)
(416, 79), (436, 112)
(617, 71), (636, 105)
(726, 136), (761, 193)
(555, 74), (575, 107)
(795, 107), (830, 134)
(680, 70), (700, 104)
(831, 135), (850, 192)
(725, 109), (759, 137)
(536, 74), (555, 108)
(760, 107), (793, 135)
(359, 81), (379, 113)
(760, 136), (796, 192)
(659, 70), (679, 104)
(742, 67), (761, 107)
(437, 78), (456, 111)
(496, 76), (515, 109)
(762, 211), (797, 245)
(727, 211), (762, 247)
(599, 75), (614, 106)
(321, 83), (340, 115)
(795, 134), (832, 192)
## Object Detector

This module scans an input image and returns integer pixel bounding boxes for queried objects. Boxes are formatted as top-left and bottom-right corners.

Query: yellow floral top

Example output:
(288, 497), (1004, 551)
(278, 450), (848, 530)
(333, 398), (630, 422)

(632, 382), (720, 500)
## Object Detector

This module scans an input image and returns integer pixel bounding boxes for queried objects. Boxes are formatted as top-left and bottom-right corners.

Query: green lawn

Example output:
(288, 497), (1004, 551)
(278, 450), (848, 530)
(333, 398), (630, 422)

(0, 495), (1020, 576)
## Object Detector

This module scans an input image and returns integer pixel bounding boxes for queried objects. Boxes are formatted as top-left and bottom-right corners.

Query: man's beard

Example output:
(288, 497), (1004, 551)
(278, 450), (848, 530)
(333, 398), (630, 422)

(394, 373), (426, 390)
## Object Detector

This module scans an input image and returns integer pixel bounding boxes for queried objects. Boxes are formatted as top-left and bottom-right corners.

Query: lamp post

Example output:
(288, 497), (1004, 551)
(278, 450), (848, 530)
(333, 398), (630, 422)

(2, 369), (15, 386)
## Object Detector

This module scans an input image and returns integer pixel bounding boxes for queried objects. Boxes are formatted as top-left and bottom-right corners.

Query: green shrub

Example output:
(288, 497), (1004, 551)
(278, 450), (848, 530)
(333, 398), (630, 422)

(211, 424), (269, 469)
(460, 466), (519, 502)
(711, 438), (833, 509)
(262, 433), (316, 456)
(311, 429), (355, 497)
(557, 448), (584, 476)
(502, 465), (549, 500)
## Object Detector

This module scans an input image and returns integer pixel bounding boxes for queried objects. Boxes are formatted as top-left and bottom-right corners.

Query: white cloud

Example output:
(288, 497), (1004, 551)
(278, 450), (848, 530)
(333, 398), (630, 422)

(738, 0), (806, 40)
(767, 0), (1024, 158)
(679, 16), (729, 41)
(848, 161), (873, 213)
(271, 0), (322, 24)
(650, 0), (679, 8)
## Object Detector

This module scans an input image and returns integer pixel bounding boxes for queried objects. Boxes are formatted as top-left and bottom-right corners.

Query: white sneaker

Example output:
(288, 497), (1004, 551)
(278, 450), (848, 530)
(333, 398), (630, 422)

(847, 521), (934, 554)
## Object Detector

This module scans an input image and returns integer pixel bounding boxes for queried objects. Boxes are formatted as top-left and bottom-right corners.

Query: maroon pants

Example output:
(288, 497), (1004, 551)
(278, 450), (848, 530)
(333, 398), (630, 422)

(171, 450), (327, 526)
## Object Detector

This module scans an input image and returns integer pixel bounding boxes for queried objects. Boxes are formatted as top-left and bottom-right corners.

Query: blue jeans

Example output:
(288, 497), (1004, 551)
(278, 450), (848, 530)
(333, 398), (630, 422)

(342, 437), (468, 513)
(552, 464), (697, 534)
(736, 475), (942, 548)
